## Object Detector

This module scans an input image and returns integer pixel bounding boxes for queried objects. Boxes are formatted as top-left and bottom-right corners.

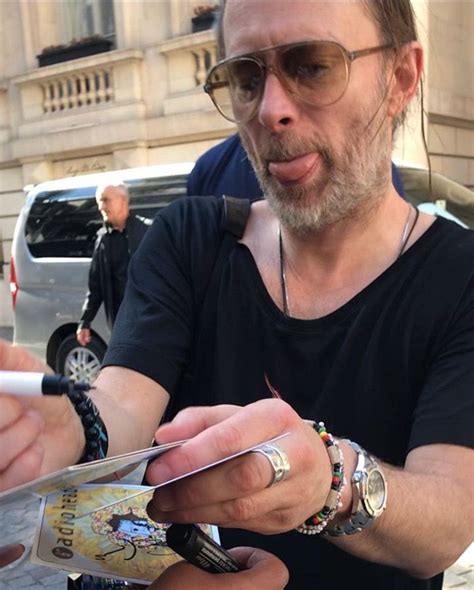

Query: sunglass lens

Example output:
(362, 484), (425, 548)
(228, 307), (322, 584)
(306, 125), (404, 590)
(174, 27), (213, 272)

(281, 42), (348, 106)
(208, 58), (263, 122)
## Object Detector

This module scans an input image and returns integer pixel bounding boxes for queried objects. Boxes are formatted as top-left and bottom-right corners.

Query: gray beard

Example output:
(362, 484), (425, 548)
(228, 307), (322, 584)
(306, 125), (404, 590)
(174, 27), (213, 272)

(240, 110), (392, 236)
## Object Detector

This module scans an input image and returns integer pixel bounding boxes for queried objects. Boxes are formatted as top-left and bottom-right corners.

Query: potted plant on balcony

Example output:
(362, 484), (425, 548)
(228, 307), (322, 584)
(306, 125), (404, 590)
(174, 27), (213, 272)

(37, 35), (113, 67)
(192, 4), (219, 33)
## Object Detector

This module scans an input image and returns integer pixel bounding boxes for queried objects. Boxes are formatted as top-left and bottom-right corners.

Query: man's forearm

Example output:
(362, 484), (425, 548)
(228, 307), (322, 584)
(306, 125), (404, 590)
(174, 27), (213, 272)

(88, 366), (170, 457)
(79, 290), (101, 327)
(329, 445), (473, 578)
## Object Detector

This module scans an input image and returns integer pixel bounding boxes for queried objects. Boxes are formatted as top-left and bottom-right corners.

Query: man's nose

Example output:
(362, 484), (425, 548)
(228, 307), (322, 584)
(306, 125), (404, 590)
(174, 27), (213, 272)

(257, 71), (299, 132)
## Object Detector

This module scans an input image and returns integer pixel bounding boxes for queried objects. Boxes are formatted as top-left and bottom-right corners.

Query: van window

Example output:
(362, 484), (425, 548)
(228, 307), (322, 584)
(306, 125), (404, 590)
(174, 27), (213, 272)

(127, 174), (188, 218)
(25, 174), (188, 258)
(26, 188), (100, 258)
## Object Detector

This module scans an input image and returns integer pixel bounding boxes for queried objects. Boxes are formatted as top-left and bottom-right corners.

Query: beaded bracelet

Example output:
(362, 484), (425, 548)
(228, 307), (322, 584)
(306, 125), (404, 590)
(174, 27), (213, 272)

(295, 421), (345, 535)
(67, 384), (109, 463)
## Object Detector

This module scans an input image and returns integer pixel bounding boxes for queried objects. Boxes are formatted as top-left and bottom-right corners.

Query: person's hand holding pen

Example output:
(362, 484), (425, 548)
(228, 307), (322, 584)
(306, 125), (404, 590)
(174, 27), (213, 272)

(150, 547), (289, 590)
(0, 338), (85, 491)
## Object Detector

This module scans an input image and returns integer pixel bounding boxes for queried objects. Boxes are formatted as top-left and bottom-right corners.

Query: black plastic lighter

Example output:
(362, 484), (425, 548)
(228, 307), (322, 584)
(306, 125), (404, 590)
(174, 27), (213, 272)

(166, 524), (245, 574)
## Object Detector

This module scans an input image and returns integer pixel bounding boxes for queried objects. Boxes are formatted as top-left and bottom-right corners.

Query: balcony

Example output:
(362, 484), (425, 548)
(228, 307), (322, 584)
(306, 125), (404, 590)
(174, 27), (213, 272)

(12, 49), (145, 134)
(8, 31), (230, 161)
(158, 29), (218, 116)
(41, 69), (114, 114)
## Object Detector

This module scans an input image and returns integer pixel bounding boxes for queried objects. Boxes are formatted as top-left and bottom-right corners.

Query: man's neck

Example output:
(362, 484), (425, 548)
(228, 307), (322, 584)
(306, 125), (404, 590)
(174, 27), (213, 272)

(111, 215), (129, 232)
(281, 189), (405, 271)
(241, 191), (422, 319)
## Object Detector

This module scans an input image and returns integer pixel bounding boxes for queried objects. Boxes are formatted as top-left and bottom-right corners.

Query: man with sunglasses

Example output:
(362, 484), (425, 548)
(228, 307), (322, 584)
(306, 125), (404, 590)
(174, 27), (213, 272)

(0, 1), (472, 589)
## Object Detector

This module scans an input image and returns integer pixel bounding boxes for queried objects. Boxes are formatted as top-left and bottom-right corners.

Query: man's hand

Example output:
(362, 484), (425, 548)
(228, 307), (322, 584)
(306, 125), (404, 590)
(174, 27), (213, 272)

(146, 400), (335, 535)
(149, 547), (289, 590)
(146, 398), (473, 578)
(0, 339), (84, 491)
(76, 327), (91, 346)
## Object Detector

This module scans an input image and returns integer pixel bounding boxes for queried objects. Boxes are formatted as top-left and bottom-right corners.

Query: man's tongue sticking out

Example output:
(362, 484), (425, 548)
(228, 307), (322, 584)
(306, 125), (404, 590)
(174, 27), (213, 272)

(268, 153), (320, 184)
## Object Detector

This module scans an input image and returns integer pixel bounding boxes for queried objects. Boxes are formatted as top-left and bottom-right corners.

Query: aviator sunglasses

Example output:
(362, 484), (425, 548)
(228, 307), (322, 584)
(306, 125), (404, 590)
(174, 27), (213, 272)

(204, 40), (395, 123)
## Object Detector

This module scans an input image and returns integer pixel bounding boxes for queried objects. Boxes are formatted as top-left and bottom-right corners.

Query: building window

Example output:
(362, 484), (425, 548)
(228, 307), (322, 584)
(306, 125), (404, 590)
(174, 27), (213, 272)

(65, 0), (116, 44)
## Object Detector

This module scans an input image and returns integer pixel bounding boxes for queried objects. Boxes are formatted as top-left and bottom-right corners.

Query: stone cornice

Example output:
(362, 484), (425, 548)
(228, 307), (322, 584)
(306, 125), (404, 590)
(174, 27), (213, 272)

(428, 113), (474, 131)
(158, 30), (215, 54)
(10, 49), (144, 85)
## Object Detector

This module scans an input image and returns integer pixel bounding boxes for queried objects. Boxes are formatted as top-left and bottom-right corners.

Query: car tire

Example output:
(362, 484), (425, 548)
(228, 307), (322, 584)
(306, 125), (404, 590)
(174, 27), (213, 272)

(55, 333), (106, 384)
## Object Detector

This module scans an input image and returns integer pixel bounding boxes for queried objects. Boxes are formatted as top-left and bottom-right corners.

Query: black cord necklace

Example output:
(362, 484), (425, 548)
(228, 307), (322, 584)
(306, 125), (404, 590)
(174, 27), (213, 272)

(397, 205), (419, 258)
(278, 224), (291, 317)
(279, 205), (420, 318)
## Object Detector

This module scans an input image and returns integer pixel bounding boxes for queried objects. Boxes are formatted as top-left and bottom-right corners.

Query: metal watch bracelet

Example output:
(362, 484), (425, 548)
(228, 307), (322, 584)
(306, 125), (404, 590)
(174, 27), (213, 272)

(323, 440), (387, 537)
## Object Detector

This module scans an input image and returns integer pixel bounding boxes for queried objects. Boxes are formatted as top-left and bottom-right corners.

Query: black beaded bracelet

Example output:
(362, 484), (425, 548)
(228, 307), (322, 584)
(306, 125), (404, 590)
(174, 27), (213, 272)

(67, 383), (109, 464)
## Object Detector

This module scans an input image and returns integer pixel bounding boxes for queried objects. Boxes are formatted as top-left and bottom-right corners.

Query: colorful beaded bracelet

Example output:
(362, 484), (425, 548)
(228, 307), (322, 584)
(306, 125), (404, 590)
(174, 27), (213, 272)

(295, 421), (345, 535)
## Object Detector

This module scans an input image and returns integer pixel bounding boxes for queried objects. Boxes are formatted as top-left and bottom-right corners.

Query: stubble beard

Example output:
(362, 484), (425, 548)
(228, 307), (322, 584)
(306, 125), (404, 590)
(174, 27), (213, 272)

(240, 103), (392, 236)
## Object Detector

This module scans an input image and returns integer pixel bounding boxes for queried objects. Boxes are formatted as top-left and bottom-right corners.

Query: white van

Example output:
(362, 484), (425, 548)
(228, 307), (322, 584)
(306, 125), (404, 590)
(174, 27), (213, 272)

(10, 162), (194, 383)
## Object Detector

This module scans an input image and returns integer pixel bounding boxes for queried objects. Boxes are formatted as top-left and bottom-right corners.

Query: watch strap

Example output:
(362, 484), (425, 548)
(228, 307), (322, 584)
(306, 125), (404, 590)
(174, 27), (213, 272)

(323, 440), (386, 537)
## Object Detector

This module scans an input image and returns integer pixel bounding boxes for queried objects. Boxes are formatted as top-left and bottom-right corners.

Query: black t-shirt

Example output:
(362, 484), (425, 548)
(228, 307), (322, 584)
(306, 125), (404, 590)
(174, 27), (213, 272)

(105, 197), (474, 590)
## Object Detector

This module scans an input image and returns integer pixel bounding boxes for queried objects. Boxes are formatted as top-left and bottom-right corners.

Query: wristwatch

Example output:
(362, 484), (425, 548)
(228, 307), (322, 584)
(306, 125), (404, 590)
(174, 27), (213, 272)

(324, 440), (387, 536)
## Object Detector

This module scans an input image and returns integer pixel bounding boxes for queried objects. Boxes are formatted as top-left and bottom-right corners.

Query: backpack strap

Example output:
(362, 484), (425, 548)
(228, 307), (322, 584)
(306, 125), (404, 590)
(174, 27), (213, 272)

(222, 195), (251, 237)
(162, 195), (251, 424)
(195, 195), (249, 302)
(191, 194), (251, 382)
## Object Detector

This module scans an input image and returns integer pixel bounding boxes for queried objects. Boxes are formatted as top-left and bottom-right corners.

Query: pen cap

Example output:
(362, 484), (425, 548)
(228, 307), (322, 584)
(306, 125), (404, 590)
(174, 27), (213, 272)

(42, 374), (73, 395)
(42, 375), (91, 395)
(166, 524), (243, 573)
(166, 523), (201, 560)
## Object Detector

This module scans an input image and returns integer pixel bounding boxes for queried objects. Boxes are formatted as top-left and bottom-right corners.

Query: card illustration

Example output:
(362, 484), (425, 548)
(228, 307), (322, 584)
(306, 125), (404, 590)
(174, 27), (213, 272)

(32, 484), (219, 584)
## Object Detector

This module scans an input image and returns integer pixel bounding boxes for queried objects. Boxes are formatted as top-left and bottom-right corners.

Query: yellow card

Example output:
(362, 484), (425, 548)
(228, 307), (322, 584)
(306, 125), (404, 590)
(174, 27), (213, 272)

(31, 484), (219, 584)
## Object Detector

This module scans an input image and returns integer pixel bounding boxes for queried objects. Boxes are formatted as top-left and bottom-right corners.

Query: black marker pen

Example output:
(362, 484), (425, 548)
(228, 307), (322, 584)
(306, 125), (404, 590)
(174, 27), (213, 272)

(166, 524), (245, 574)
(0, 370), (92, 397)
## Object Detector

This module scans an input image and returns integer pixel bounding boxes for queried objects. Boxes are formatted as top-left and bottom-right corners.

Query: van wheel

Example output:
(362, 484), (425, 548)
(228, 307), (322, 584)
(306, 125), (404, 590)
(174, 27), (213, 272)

(55, 334), (106, 385)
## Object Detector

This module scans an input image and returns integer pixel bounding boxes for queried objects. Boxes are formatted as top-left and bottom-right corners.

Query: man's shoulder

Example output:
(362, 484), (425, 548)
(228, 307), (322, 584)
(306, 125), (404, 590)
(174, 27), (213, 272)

(162, 195), (224, 219)
(195, 134), (241, 167)
(406, 219), (474, 305)
(152, 196), (225, 242)
(432, 218), (474, 261)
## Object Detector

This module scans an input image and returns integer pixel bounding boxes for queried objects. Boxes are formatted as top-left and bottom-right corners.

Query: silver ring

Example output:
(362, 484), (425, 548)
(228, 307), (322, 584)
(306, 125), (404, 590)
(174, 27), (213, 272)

(252, 444), (290, 487)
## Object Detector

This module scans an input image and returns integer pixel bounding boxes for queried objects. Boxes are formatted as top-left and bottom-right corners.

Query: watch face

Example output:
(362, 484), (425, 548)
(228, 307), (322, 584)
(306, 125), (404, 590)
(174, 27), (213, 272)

(367, 470), (386, 514)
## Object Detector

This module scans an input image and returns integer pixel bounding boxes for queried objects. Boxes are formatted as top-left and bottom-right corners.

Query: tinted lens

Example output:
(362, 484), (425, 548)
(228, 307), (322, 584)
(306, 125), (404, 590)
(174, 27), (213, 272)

(206, 57), (263, 122)
(281, 42), (349, 106)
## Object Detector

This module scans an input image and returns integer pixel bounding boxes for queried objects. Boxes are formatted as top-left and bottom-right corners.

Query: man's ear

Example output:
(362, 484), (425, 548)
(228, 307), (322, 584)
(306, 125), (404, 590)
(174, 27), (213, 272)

(387, 42), (423, 119)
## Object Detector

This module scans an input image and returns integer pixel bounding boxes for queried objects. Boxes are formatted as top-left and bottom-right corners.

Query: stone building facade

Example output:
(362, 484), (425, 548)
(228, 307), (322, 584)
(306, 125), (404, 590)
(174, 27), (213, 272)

(0, 0), (472, 326)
